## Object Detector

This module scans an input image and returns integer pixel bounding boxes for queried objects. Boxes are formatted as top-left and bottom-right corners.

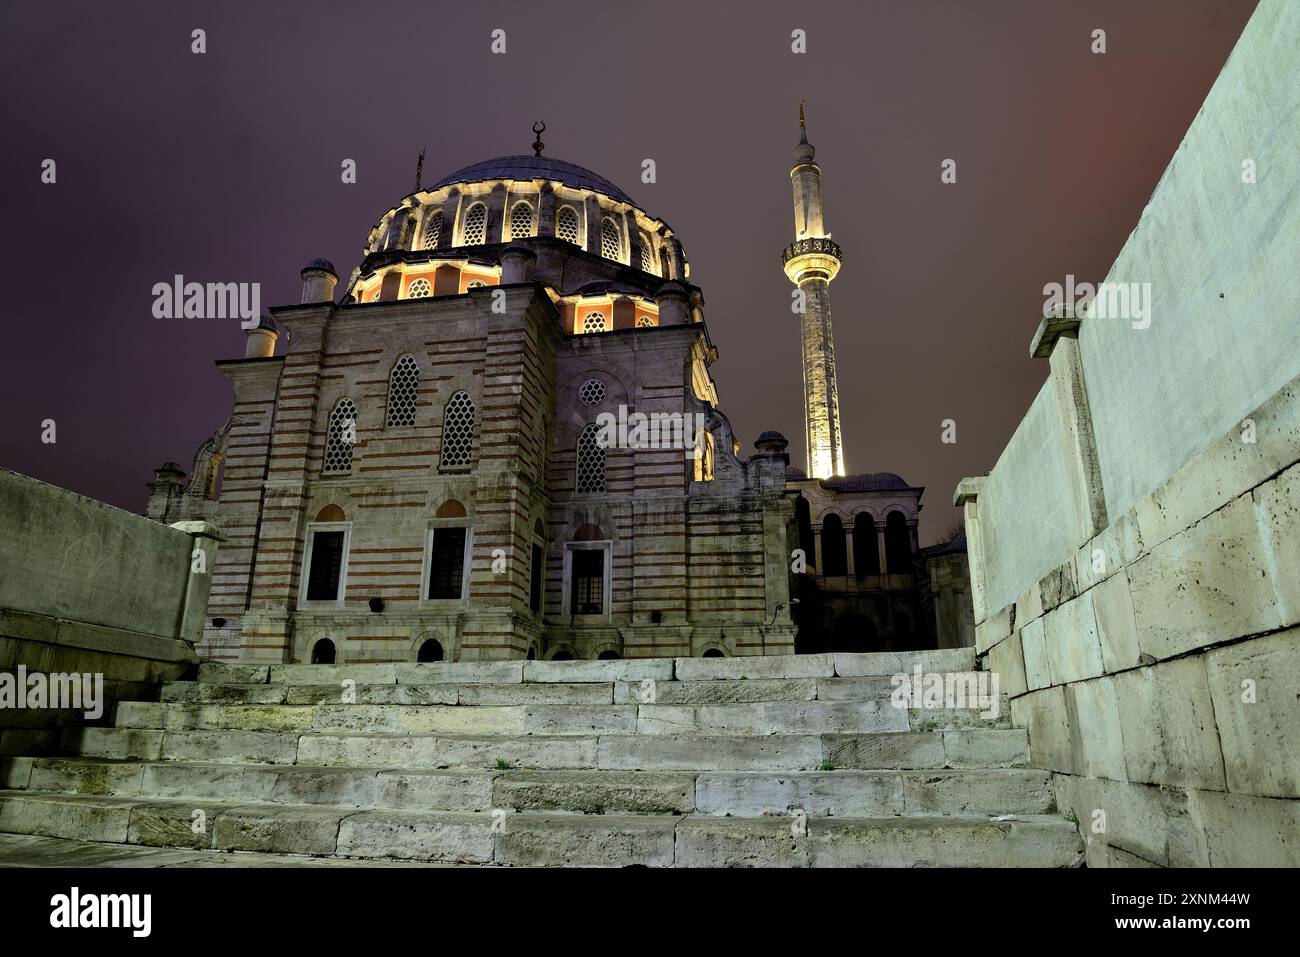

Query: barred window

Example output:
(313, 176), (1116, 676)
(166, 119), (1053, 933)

(556, 206), (579, 244)
(462, 203), (487, 245)
(582, 311), (606, 334)
(324, 399), (358, 474)
(407, 278), (431, 298)
(600, 217), (621, 260)
(510, 202), (533, 240)
(439, 390), (475, 470)
(466, 280), (486, 289)
(576, 423), (606, 494)
(578, 379), (606, 405)
(639, 233), (654, 273)
(422, 212), (442, 250)
(636, 316), (655, 328)
(385, 354), (420, 427)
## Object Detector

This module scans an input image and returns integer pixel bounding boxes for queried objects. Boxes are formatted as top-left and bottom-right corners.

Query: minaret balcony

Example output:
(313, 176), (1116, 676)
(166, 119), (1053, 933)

(782, 237), (842, 283)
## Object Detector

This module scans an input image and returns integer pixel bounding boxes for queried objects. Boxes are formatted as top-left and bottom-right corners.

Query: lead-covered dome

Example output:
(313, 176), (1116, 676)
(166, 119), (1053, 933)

(433, 155), (636, 205)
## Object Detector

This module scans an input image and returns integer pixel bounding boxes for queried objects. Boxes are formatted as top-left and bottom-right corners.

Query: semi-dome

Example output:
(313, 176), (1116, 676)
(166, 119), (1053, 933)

(433, 155), (636, 206)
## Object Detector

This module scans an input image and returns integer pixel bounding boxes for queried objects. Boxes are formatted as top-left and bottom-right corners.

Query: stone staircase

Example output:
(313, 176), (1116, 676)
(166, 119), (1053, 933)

(0, 649), (1084, 866)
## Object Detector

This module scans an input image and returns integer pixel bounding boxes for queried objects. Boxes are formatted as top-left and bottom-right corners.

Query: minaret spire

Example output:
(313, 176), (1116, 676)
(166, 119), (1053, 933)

(781, 103), (846, 479)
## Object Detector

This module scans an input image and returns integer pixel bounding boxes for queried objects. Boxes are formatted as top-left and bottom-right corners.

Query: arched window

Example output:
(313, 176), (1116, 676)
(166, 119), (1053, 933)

(597, 650), (621, 660)
(795, 496), (814, 570)
(821, 514), (847, 576)
(578, 379), (606, 405)
(636, 316), (655, 328)
(421, 212), (442, 250)
(556, 206), (579, 244)
(311, 638), (336, 664)
(510, 201), (533, 240)
(417, 638), (444, 662)
(582, 311), (606, 334)
(576, 423), (606, 494)
(439, 390), (475, 470)
(885, 511), (912, 574)
(639, 233), (654, 273)
(854, 513), (879, 576)
(600, 217), (621, 260)
(466, 280), (486, 289)
(462, 203), (487, 245)
(385, 354), (420, 428)
(407, 277), (431, 298)
(323, 398), (358, 474)
(551, 650), (575, 661)
(702, 648), (725, 658)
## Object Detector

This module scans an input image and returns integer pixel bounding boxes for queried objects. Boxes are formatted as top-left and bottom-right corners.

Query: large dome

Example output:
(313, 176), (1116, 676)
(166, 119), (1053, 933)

(433, 155), (636, 206)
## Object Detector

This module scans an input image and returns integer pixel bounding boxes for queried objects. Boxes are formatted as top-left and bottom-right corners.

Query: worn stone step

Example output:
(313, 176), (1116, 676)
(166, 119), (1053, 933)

(692, 768), (1054, 817)
(675, 814), (1082, 867)
(119, 700), (934, 736)
(4, 757), (498, 811)
(66, 723), (1027, 772)
(819, 729), (1029, 769)
(0, 792), (1081, 866)
(0, 832), (462, 868)
(2, 756), (1053, 818)
(671, 648), (977, 681)
(118, 698), (1004, 737)
(197, 650), (983, 689)
(164, 680), (620, 706)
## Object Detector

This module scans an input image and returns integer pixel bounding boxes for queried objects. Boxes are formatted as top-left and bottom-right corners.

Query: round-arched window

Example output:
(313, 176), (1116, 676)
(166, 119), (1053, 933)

(556, 206), (579, 244)
(462, 203), (487, 245)
(510, 202), (533, 240)
(600, 217), (621, 260)
(582, 311), (606, 334)
(422, 212), (442, 250)
(578, 379), (606, 405)
(407, 278), (431, 298)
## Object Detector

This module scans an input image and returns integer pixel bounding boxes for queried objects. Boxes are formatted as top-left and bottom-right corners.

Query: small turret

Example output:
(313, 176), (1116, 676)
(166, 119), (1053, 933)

(300, 258), (338, 304)
(244, 314), (279, 358)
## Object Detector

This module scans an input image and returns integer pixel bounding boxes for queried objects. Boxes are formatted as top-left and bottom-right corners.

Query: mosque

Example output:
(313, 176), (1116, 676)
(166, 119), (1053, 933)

(146, 113), (973, 663)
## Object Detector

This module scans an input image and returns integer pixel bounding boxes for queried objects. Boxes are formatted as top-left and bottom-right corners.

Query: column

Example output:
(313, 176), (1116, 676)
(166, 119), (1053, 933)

(1032, 309), (1108, 540)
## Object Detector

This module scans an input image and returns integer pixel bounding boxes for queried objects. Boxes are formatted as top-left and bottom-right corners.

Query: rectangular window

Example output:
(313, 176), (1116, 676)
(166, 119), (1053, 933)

(427, 526), (468, 600)
(571, 549), (605, 615)
(305, 530), (346, 602)
(529, 543), (544, 613)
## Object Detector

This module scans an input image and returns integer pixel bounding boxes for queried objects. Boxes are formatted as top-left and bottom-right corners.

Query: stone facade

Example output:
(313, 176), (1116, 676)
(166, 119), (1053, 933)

(149, 154), (799, 664)
(148, 129), (973, 663)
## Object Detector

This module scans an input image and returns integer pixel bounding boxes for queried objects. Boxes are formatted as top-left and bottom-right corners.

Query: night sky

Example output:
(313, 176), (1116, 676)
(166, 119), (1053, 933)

(0, 0), (1258, 544)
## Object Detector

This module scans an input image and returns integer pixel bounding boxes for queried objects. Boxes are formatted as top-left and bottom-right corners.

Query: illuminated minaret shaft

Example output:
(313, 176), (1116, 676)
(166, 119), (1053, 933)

(782, 104), (845, 479)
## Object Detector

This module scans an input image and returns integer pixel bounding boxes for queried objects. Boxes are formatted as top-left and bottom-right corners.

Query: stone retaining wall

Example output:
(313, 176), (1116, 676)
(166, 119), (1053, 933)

(0, 469), (217, 755)
(958, 0), (1300, 866)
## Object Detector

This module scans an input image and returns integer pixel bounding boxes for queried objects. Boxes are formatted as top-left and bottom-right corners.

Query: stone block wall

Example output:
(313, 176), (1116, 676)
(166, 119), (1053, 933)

(977, 378), (1299, 866)
(960, 0), (1300, 866)
(0, 469), (210, 755)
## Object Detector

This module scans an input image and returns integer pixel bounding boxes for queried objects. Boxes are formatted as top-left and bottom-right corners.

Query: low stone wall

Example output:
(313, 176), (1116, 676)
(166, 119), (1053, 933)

(0, 469), (218, 755)
(975, 377), (1299, 866)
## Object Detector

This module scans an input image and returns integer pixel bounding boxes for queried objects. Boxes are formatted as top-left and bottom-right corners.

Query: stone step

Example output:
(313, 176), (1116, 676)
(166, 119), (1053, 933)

(0, 791), (1081, 866)
(0, 832), (460, 868)
(2, 758), (1054, 817)
(195, 649), (981, 688)
(63, 725), (1027, 771)
(117, 699), (1006, 736)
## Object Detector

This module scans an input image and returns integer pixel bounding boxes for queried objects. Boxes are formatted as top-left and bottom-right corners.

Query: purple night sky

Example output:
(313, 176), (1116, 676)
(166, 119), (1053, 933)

(0, 0), (1257, 544)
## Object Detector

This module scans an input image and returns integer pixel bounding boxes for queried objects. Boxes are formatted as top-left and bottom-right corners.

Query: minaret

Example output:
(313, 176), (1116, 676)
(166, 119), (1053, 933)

(783, 104), (845, 479)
